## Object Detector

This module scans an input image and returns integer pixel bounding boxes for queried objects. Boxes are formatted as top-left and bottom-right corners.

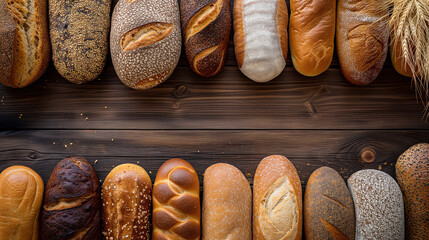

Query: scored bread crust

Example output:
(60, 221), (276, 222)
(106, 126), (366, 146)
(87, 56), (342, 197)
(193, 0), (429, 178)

(152, 158), (200, 240)
(181, 0), (231, 78)
(289, 0), (336, 77)
(102, 164), (152, 240)
(0, 166), (44, 240)
(253, 155), (302, 240)
(1, 0), (50, 88)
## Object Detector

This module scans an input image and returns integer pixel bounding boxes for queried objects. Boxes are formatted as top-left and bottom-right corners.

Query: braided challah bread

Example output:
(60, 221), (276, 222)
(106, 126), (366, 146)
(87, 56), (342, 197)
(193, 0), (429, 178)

(152, 158), (200, 240)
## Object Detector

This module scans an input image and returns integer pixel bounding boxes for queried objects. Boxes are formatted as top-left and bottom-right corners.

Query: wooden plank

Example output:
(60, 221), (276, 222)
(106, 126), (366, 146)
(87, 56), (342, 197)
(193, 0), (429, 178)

(1, 130), (427, 186)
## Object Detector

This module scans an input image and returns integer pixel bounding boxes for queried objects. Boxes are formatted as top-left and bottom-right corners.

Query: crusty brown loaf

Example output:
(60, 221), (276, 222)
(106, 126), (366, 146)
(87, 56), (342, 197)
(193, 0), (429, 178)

(180, 0), (231, 78)
(49, 0), (110, 84)
(0, 0), (15, 86)
(337, 0), (389, 85)
(152, 158), (200, 239)
(1, 0), (50, 88)
(396, 143), (429, 240)
(202, 163), (252, 240)
(110, 0), (181, 90)
(102, 164), (152, 240)
(41, 157), (101, 240)
(390, 38), (413, 77)
(253, 155), (302, 240)
(0, 165), (44, 240)
(304, 167), (355, 240)
(289, 0), (336, 77)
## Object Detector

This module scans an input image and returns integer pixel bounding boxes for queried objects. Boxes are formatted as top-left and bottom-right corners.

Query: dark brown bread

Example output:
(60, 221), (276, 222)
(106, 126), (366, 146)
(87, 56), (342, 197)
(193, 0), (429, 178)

(396, 143), (429, 240)
(41, 157), (101, 240)
(180, 0), (231, 77)
(304, 167), (355, 240)
(49, 0), (110, 84)
(0, 0), (15, 86)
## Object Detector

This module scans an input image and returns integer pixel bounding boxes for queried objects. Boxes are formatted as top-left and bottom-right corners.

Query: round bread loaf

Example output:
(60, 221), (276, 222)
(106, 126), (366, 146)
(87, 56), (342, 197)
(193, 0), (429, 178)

(0, 165), (44, 239)
(396, 143), (429, 240)
(102, 164), (152, 240)
(347, 169), (405, 240)
(304, 166), (355, 240)
(110, 0), (181, 90)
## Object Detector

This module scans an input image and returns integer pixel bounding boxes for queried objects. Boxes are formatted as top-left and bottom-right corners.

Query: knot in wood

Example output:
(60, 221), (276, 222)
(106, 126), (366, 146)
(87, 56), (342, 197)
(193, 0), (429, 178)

(174, 85), (187, 97)
(360, 148), (375, 163)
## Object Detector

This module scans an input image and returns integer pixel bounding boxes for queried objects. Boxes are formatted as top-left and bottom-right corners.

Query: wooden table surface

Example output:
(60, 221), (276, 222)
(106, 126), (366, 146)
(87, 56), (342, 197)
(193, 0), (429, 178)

(1, 1), (428, 189)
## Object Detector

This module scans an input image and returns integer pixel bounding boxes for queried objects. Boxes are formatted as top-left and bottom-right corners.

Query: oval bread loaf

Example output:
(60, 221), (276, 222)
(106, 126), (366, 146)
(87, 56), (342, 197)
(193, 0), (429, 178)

(181, 0), (231, 78)
(102, 164), (152, 240)
(347, 169), (405, 240)
(289, 0), (336, 77)
(110, 0), (181, 90)
(152, 158), (200, 240)
(41, 157), (101, 240)
(304, 166), (355, 240)
(202, 163), (252, 240)
(396, 143), (429, 240)
(234, 0), (288, 83)
(337, 0), (389, 85)
(253, 155), (302, 240)
(0, 166), (44, 240)
(390, 38), (413, 77)
(0, 0), (50, 88)
(49, 0), (110, 84)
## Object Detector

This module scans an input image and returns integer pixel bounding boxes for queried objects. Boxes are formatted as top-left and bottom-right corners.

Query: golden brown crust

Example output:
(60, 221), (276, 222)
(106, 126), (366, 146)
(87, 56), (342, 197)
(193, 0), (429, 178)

(233, 0), (245, 68)
(135, 69), (174, 90)
(390, 38), (413, 77)
(121, 22), (174, 52)
(152, 158), (200, 240)
(276, 0), (288, 62)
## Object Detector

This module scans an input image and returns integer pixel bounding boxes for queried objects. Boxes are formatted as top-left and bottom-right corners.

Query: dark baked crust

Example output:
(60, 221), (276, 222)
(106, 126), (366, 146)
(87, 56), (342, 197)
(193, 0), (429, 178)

(41, 157), (101, 240)
(180, 0), (231, 77)
(0, 0), (15, 87)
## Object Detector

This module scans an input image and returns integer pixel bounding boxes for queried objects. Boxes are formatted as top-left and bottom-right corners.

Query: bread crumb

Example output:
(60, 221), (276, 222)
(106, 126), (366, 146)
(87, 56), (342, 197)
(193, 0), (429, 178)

(384, 162), (387, 165)
(18, 113), (22, 119)
(94, 159), (98, 164)
(112, 139), (114, 141)
(53, 142), (56, 144)
(70, 142), (73, 145)
(137, 161), (140, 164)
(65, 145), (67, 148)
(378, 165), (382, 170)
(105, 106), (108, 109)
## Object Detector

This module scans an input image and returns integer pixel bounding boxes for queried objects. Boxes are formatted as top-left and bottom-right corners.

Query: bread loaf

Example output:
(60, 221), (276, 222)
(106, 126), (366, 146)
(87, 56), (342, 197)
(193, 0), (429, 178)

(347, 169), (405, 240)
(304, 167), (355, 240)
(396, 143), (429, 240)
(153, 158), (200, 239)
(202, 163), (252, 240)
(390, 39), (413, 77)
(102, 164), (152, 239)
(233, 0), (288, 82)
(253, 155), (302, 240)
(289, 0), (336, 77)
(49, 0), (110, 84)
(337, 0), (389, 85)
(110, 0), (181, 90)
(0, 166), (44, 240)
(181, 0), (231, 78)
(0, 0), (50, 88)
(41, 157), (101, 240)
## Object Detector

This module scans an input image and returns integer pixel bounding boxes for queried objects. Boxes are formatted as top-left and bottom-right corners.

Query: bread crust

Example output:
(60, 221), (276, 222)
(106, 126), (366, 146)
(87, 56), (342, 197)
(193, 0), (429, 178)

(390, 40), (413, 77)
(0, 0), (15, 86)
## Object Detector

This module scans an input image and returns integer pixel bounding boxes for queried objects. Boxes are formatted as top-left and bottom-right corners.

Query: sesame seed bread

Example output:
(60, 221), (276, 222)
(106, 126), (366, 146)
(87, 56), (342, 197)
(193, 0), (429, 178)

(0, 166), (44, 239)
(336, 0), (389, 85)
(234, 0), (288, 83)
(253, 155), (302, 240)
(0, 0), (50, 88)
(102, 164), (152, 239)
(180, 0), (231, 78)
(396, 143), (429, 240)
(49, 0), (111, 84)
(110, 0), (181, 90)
(152, 158), (200, 240)
(202, 163), (252, 240)
(347, 169), (405, 240)
(41, 157), (101, 240)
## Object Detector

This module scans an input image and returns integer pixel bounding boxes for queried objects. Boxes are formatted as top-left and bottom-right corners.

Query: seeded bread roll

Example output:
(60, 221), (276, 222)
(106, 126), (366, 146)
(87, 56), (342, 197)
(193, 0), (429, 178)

(102, 164), (152, 239)
(396, 143), (429, 240)
(110, 0), (181, 90)
(49, 0), (110, 84)
(337, 0), (389, 85)
(41, 157), (101, 240)
(0, 166), (44, 240)
(153, 158), (200, 239)
(234, 0), (288, 83)
(181, 0), (231, 78)
(348, 169), (405, 240)
(202, 163), (252, 240)
(0, 0), (50, 88)
(253, 155), (302, 240)
(304, 167), (355, 240)
(289, 0), (336, 77)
